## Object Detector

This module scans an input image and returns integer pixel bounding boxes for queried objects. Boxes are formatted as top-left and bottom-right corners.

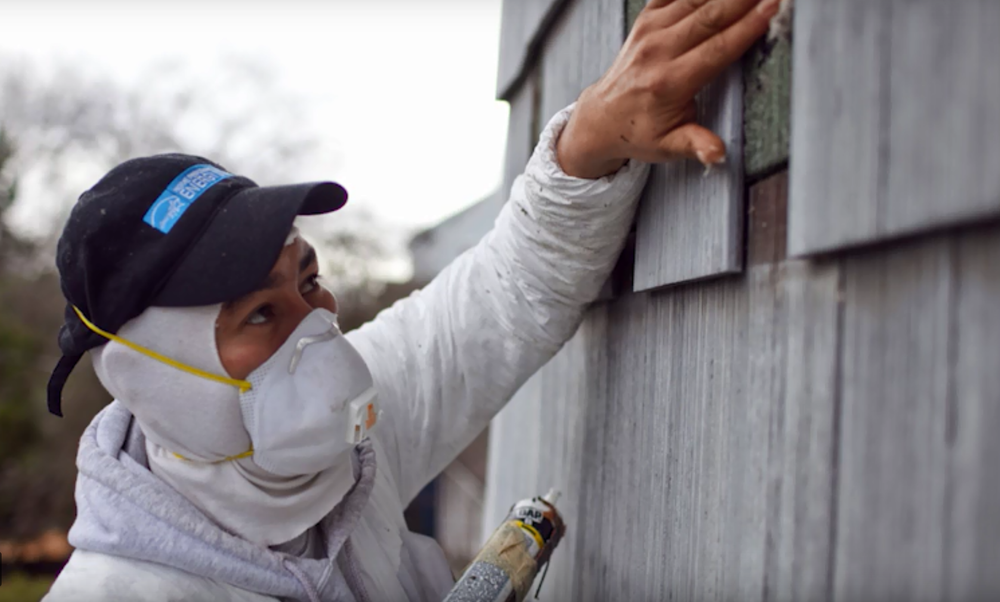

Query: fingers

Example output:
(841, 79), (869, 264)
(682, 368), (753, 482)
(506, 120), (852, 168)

(646, 0), (727, 31)
(666, 0), (762, 56)
(657, 123), (726, 165)
(676, 0), (777, 90)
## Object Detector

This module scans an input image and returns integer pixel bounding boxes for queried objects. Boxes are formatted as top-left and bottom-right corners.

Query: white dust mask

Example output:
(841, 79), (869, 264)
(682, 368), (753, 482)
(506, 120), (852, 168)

(90, 301), (383, 545)
(240, 307), (381, 477)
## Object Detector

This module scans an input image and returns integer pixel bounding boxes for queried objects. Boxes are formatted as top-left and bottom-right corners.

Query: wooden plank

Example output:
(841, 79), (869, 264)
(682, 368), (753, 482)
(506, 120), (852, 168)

(949, 224), (1000, 600)
(496, 0), (568, 100)
(566, 306), (612, 601)
(738, 263), (788, 602)
(769, 259), (841, 602)
(532, 307), (605, 600)
(883, 2), (1000, 235)
(835, 235), (954, 601)
(573, 296), (650, 601)
(538, 0), (623, 125)
(501, 71), (538, 207)
(481, 369), (543, 540)
(632, 62), (745, 291)
(789, 0), (1000, 256)
(787, 0), (885, 256)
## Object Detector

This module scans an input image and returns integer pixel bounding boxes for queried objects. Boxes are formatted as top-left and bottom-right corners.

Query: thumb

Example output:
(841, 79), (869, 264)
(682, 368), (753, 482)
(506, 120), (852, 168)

(658, 123), (726, 166)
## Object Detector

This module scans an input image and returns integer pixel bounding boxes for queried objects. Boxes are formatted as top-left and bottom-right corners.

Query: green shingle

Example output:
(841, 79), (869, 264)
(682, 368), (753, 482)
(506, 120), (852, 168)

(743, 36), (791, 180)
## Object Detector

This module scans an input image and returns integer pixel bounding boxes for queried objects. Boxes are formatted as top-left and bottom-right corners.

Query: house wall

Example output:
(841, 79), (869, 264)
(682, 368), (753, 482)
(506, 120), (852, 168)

(481, 1), (1000, 600)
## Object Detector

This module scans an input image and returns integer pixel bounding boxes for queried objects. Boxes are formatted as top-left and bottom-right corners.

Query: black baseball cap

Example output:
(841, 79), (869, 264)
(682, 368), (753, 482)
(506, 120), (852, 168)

(47, 153), (347, 416)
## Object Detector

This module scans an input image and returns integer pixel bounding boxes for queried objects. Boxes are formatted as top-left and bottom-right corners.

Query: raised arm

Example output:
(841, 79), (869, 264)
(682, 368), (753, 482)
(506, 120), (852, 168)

(346, 0), (779, 503)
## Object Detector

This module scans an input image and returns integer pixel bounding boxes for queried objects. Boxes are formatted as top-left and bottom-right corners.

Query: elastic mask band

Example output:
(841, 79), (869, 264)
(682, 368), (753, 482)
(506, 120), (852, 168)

(72, 306), (252, 393)
(172, 448), (254, 464)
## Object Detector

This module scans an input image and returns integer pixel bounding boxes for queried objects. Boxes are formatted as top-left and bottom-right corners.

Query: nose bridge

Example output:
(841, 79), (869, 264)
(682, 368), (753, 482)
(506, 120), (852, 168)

(288, 294), (314, 324)
(289, 327), (337, 374)
(271, 292), (318, 356)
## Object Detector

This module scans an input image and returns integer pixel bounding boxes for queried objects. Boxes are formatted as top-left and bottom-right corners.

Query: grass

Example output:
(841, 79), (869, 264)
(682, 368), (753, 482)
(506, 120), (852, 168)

(0, 573), (54, 602)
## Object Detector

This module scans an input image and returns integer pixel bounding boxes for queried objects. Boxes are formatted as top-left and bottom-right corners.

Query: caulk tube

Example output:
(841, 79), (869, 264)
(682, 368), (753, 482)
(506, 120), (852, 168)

(444, 489), (566, 602)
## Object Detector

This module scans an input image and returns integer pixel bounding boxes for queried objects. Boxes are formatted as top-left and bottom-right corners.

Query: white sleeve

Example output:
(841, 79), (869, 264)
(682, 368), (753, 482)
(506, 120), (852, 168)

(347, 104), (651, 504)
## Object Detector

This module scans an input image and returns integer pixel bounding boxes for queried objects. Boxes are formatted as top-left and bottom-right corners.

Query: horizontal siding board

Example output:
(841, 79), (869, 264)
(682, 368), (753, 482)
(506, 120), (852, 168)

(633, 65), (745, 291)
(789, 0), (1000, 256)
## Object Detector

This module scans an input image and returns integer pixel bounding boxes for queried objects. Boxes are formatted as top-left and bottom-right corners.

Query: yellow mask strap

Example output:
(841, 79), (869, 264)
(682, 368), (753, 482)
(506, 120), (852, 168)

(72, 306), (252, 393)
(171, 448), (254, 464)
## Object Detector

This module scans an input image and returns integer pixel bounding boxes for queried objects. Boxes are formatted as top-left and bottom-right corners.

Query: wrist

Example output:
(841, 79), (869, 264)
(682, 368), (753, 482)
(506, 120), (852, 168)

(556, 99), (626, 179)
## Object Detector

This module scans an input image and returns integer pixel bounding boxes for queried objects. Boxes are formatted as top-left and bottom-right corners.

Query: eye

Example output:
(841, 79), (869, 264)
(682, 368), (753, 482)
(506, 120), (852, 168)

(301, 273), (320, 295)
(246, 304), (274, 326)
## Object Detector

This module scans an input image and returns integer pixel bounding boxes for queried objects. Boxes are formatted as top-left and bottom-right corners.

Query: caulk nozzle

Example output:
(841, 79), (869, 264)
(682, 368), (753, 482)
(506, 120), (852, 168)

(543, 489), (561, 505)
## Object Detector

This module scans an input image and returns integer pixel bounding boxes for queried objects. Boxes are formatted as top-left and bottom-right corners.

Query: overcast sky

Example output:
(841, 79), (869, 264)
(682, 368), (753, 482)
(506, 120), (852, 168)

(0, 0), (509, 239)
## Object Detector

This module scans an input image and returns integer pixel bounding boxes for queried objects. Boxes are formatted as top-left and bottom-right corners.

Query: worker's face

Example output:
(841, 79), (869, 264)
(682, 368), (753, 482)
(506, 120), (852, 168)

(215, 237), (338, 379)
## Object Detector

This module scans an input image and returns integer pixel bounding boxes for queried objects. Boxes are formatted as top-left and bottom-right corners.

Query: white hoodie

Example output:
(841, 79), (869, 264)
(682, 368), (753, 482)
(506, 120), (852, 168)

(44, 104), (651, 602)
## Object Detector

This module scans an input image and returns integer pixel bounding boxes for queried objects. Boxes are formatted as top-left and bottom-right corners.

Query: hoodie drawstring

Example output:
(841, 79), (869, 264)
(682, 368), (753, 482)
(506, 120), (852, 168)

(339, 538), (372, 602)
(283, 559), (323, 602)
(282, 440), (377, 602)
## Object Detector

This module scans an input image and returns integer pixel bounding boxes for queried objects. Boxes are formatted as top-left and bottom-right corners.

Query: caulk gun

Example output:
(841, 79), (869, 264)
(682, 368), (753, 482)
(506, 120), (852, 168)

(443, 489), (566, 602)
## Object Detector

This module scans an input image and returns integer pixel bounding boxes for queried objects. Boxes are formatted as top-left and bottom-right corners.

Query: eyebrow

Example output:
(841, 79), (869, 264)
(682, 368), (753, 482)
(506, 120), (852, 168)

(224, 245), (319, 309)
(299, 245), (317, 274)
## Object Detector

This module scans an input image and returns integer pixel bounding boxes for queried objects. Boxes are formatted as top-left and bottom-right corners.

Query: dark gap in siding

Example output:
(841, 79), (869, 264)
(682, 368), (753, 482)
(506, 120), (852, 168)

(747, 170), (789, 266)
(530, 68), (544, 149)
(609, 229), (637, 297)
(825, 261), (847, 602)
(793, 214), (1000, 264)
(625, 0), (646, 36)
(746, 159), (789, 187)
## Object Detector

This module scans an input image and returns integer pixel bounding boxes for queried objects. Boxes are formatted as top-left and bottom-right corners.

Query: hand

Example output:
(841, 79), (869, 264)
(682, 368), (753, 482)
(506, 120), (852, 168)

(557, 0), (781, 179)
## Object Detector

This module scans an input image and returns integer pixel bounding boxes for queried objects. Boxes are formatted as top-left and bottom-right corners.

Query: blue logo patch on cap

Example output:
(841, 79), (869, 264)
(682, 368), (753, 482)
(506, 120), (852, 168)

(143, 165), (233, 234)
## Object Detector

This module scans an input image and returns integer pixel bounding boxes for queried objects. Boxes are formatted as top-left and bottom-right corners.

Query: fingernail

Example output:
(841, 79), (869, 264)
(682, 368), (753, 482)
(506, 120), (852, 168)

(696, 148), (726, 166)
(758, 0), (781, 15)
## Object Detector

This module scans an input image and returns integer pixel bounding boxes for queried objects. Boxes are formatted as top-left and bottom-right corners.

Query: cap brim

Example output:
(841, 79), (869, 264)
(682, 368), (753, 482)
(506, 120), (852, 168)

(152, 181), (347, 307)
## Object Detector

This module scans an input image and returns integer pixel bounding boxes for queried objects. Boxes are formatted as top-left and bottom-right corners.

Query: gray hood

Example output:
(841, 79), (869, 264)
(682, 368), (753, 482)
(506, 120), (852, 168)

(68, 401), (374, 602)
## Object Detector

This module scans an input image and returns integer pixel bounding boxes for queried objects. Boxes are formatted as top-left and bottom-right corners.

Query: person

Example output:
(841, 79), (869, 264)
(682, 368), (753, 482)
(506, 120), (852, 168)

(42, 1), (780, 600)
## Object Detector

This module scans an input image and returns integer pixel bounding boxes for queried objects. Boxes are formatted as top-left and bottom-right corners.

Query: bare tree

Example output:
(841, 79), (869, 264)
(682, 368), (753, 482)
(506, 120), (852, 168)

(0, 56), (393, 285)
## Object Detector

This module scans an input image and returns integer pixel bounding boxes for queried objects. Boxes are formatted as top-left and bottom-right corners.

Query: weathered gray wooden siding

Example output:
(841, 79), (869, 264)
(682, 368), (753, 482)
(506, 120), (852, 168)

(788, 0), (1000, 256)
(496, 0), (569, 100)
(632, 63), (745, 291)
(482, 0), (1000, 599)
(626, 0), (746, 292)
